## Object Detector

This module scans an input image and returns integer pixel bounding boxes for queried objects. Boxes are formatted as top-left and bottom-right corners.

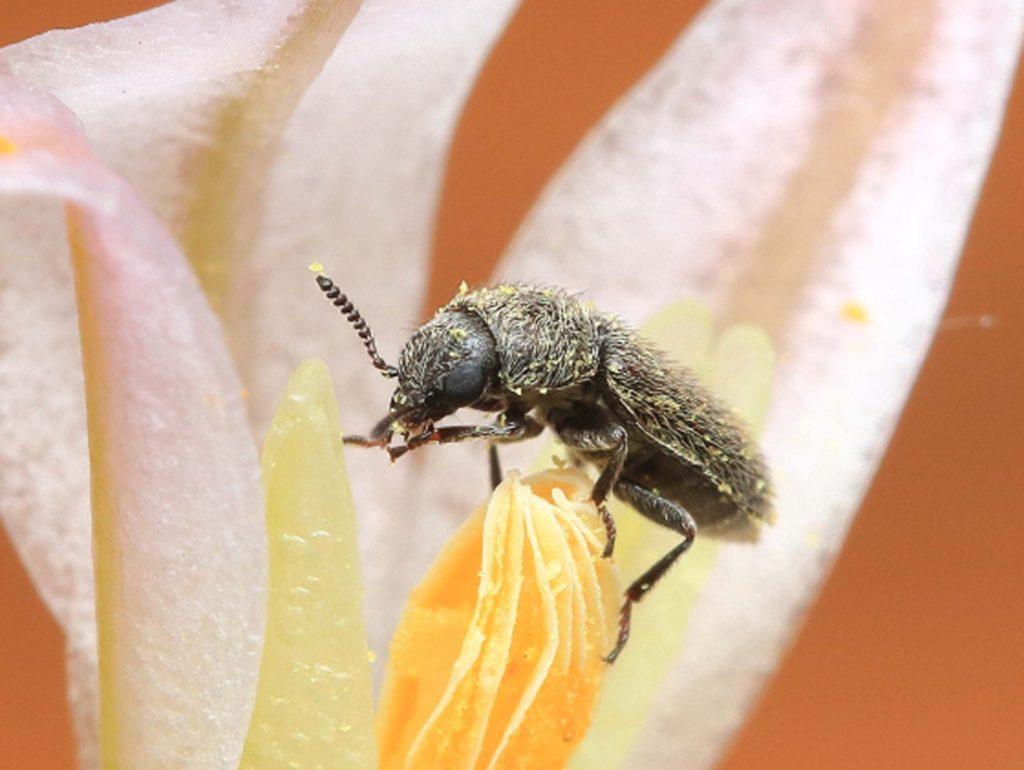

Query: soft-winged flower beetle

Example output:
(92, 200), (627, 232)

(317, 274), (771, 662)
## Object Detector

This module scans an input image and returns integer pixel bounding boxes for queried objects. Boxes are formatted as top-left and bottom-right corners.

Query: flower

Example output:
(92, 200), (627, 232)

(1, 2), (1022, 769)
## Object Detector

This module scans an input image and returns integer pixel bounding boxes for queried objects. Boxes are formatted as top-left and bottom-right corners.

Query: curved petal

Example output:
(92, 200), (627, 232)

(0, 77), (266, 769)
(0, 80), (100, 770)
(491, 2), (1023, 768)
(237, 0), (521, 651)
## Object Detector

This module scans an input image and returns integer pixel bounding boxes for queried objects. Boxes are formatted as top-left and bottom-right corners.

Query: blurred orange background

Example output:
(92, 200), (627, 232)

(2, 2), (1022, 769)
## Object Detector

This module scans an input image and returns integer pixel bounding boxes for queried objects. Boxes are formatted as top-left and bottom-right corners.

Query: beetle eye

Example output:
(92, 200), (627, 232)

(441, 361), (487, 407)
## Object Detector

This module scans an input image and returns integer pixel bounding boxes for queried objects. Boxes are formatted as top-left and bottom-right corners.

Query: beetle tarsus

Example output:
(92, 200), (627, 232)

(603, 598), (633, 664)
(343, 434), (388, 448)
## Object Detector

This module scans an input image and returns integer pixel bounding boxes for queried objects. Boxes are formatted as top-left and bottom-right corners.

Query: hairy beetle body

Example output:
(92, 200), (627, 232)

(318, 276), (771, 661)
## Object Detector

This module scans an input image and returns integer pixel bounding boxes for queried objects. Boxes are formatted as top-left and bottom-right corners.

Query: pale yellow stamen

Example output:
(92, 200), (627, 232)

(239, 359), (377, 770)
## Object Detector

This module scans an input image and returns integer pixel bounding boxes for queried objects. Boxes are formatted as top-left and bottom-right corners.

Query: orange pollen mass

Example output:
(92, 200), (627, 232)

(377, 468), (622, 770)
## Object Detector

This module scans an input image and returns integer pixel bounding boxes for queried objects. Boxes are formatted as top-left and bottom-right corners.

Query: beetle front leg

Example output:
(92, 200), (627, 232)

(387, 412), (543, 461)
(342, 411), (396, 449)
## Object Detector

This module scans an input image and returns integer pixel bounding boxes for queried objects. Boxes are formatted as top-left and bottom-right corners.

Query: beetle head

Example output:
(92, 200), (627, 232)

(388, 311), (499, 435)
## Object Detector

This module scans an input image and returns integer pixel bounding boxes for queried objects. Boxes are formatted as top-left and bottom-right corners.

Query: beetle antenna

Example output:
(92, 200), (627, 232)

(315, 273), (399, 378)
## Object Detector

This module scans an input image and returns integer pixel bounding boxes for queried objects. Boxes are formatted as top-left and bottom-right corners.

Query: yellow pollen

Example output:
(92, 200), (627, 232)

(0, 136), (17, 154)
(308, 261), (324, 273)
(841, 300), (869, 325)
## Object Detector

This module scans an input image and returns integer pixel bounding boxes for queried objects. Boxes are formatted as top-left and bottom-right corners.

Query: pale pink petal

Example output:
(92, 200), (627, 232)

(0, 77), (265, 769)
(237, 0), (521, 651)
(487, 2), (1023, 768)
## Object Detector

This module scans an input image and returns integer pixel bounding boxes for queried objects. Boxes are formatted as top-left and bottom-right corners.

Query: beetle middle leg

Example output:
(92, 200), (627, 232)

(603, 478), (697, 663)
(549, 410), (626, 560)
(488, 444), (503, 490)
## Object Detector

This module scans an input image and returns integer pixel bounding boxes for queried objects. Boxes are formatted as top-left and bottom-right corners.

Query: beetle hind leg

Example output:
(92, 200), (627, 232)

(603, 479), (696, 664)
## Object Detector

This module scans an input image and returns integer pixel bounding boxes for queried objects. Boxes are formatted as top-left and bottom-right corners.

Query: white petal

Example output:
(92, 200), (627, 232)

(1, 1), (360, 301)
(491, 2), (1023, 768)
(237, 0), (521, 651)
(0, 76), (267, 769)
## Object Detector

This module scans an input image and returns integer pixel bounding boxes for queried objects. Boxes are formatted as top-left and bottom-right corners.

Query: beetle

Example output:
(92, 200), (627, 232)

(316, 273), (771, 662)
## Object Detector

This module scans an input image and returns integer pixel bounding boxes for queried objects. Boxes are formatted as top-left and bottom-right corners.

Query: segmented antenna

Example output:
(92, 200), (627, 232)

(315, 274), (398, 378)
